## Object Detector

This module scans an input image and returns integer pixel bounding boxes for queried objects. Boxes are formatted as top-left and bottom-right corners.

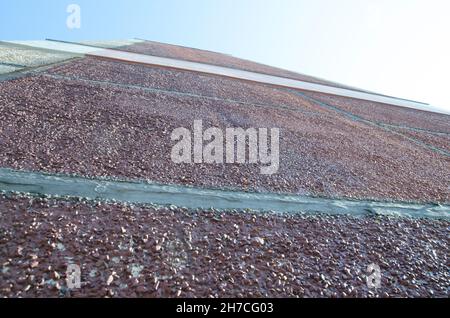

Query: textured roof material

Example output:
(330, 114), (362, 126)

(0, 39), (448, 299)
(6, 39), (446, 114)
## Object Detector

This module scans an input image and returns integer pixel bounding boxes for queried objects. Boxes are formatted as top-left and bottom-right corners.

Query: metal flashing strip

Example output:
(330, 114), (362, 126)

(0, 168), (448, 219)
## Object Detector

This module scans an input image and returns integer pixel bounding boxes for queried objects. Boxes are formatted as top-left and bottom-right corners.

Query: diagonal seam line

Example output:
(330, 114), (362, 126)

(375, 123), (450, 137)
(5, 70), (449, 156)
(39, 72), (325, 117)
(38, 65), (450, 136)
(0, 57), (82, 83)
(290, 90), (450, 157)
(0, 61), (27, 68)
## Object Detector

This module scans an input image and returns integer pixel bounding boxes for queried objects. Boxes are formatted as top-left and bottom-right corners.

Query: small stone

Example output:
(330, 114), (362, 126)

(136, 285), (146, 293)
(107, 275), (114, 286)
(252, 237), (265, 245)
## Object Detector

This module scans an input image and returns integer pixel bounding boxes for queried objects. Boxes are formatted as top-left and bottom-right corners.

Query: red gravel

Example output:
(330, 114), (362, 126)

(120, 41), (366, 91)
(390, 128), (450, 153)
(0, 194), (448, 298)
(0, 74), (449, 203)
(47, 57), (332, 115)
(302, 91), (450, 134)
(1, 53), (449, 300)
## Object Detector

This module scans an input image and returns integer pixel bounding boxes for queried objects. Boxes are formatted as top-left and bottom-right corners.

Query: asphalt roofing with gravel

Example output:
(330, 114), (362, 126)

(0, 194), (448, 298)
(0, 73), (449, 202)
(0, 41), (449, 298)
(0, 42), (76, 69)
(119, 41), (375, 93)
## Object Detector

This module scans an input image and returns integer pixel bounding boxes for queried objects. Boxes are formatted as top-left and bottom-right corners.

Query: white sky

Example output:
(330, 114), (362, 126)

(226, 0), (450, 112)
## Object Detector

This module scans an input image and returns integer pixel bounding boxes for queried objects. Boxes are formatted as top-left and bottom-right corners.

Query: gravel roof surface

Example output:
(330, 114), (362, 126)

(0, 194), (448, 298)
(120, 41), (369, 92)
(1, 46), (449, 300)
(0, 65), (22, 75)
(48, 58), (449, 139)
(0, 73), (449, 203)
(302, 91), (450, 134)
(47, 57), (331, 114)
(0, 43), (76, 68)
(390, 128), (450, 153)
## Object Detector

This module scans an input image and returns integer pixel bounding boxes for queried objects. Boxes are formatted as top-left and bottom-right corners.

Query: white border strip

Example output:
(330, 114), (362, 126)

(6, 40), (450, 115)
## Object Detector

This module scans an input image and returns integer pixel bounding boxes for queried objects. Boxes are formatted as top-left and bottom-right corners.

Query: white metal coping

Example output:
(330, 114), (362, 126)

(6, 40), (450, 115)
